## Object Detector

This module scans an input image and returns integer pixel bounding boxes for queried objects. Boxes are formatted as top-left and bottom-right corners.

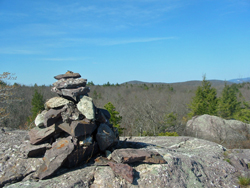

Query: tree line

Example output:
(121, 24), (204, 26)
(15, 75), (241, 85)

(1, 72), (250, 136)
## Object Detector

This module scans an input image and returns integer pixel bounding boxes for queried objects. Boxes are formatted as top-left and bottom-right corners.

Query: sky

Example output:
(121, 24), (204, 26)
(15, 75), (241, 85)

(1, 0), (250, 86)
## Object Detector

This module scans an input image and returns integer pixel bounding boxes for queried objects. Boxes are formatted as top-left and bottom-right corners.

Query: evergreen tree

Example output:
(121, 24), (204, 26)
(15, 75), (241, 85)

(31, 89), (45, 120)
(217, 83), (241, 119)
(104, 102), (123, 135)
(188, 76), (218, 117)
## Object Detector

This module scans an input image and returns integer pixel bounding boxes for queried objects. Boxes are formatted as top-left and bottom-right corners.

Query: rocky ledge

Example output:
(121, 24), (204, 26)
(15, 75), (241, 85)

(1, 130), (250, 188)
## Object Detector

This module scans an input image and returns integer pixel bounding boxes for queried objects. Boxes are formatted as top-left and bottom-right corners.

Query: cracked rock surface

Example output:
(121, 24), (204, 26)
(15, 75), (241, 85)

(1, 130), (250, 188)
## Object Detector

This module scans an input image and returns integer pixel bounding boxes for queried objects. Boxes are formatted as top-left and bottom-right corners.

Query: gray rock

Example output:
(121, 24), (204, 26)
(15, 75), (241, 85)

(96, 124), (118, 151)
(36, 136), (75, 180)
(2, 131), (249, 188)
(108, 162), (134, 184)
(45, 97), (72, 110)
(70, 119), (97, 137)
(21, 141), (51, 157)
(34, 110), (47, 127)
(54, 72), (81, 80)
(53, 78), (87, 89)
(61, 103), (83, 123)
(64, 143), (99, 168)
(77, 96), (95, 120)
(44, 108), (63, 127)
(99, 108), (111, 120)
(28, 125), (56, 145)
(60, 87), (90, 101)
(111, 148), (166, 164)
(186, 114), (250, 148)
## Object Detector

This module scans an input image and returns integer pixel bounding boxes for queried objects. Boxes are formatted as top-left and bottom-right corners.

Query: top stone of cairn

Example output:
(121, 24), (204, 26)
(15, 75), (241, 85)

(54, 71), (81, 80)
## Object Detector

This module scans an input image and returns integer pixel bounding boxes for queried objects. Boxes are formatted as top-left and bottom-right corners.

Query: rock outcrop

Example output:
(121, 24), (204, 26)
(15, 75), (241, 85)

(186, 114), (250, 148)
(1, 130), (250, 188)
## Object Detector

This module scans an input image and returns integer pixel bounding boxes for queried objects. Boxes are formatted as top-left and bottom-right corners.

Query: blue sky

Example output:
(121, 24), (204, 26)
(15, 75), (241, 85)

(1, 0), (250, 85)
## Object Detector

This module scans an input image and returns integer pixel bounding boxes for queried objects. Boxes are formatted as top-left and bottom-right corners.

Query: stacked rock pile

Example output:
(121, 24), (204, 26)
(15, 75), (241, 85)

(27, 71), (119, 179)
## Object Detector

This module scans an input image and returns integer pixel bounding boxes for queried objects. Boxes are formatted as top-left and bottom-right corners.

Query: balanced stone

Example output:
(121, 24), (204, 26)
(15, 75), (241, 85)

(37, 136), (75, 179)
(60, 87), (90, 101)
(70, 119), (97, 137)
(45, 97), (72, 110)
(35, 110), (47, 127)
(29, 125), (56, 145)
(96, 123), (118, 151)
(54, 71), (81, 80)
(53, 78), (87, 89)
(77, 96), (95, 120)
(44, 108), (63, 127)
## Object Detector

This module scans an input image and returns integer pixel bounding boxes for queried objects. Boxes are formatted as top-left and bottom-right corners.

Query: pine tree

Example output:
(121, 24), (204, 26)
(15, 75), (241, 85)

(188, 76), (218, 118)
(217, 83), (241, 119)
(31, 89), (45, 120)
(104, 102), (123, 135)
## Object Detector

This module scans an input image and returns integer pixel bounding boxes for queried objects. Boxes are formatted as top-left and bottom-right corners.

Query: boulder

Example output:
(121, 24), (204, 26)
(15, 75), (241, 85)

(45, 97), (72, 110)
(77, 96), (95, 120)
(53, 78), (87, 89)
(34, 110), (47, 127)
(36, 136), (75, 179)
(111, 148), (166, 164)
(28, 125), (56, 145)
(186, 114), (250, 148)
(96, 123), (118, 151)
(54, 71), (81, 80)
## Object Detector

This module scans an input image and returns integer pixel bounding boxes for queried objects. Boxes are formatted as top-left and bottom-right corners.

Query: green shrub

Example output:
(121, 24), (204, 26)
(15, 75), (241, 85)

(158, 132), (179, 136)
(238, 176), (250, 186)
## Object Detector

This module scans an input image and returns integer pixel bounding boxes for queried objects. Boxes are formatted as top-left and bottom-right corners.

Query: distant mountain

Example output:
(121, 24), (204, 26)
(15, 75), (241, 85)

(228, 77), (250, 84)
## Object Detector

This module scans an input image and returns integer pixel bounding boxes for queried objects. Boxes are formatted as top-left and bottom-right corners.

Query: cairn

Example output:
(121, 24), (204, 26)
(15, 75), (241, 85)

(27, 71), (119, 179)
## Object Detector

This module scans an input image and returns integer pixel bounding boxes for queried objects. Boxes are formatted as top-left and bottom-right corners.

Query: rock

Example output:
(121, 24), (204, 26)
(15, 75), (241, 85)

(28, 125), (56, 145)
(77, 96), (95, 120)
(54, 71), (81, 80)
(186, 114), (250, 148)
(36, 136), (75, 179)
(61, 103), (84, 123)
(64, 143), (99, 168)
(111, 148), (166, 164)
(34, 110), (47, 127)
(21, 141), (51, 157)
(1, 131), (248, 188)
(108, 162), (134, 183)
(45, 97), (72, 110)
(53, 78), (87, 89)
(60, 87), (90, 101)
(95, 109), (107, 124)
(70, 119), (97, 137)
(96, 123), (118, 151)
(99, 108), (111, 120)
(44, 108), (63, 127)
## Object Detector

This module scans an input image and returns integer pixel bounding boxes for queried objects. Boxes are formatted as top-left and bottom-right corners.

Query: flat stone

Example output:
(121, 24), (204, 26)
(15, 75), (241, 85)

(60, 87), (90, 101)
(34, 110), (47, 127)
(28, 125), (56, 145)
(53, 78), (87, 89)
(54, 71), (81, 80)
(37, 136), (75, 179)
(45, 97), (72, 110)
(96, 123), (118, 151)
(44, 108), (63, 127)
(70, 119), (97, 137)
(77, 96), (95, 120)
(111, 148), (166, 164)
(21, 142), (51, 157)
(57, 122), (71, 135)
(64, 143), (99, 168)
(108, 162), (134, 184)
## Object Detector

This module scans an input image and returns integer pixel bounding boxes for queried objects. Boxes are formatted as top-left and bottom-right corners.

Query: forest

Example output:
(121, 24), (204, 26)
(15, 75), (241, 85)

(1, 72), (250, 137)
